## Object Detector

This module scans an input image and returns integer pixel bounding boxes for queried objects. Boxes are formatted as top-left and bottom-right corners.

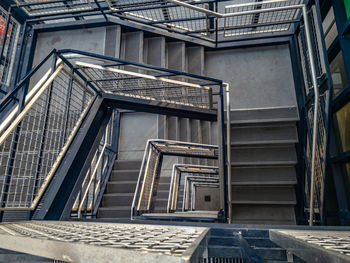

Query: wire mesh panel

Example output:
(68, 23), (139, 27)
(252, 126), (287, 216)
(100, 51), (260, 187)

(224, 0), (303, 37)
(106, 0), (210, 34)
(13, 0), (100, 17)
(0, 64), (95, 210)
(75, 61), (213, 109)
(0, 7), (20, 88)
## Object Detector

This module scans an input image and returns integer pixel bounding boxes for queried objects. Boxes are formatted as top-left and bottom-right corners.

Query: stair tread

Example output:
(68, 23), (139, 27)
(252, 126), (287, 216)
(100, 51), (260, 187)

(103, 193), (134, 197)
(231, 161), (297, 165)
(232, 180), (297, 185)
(231, 200), (296, 204)
(112, 169), (140, 173)
(99, 206), (130, 210)
(108, 180), (137, 184)
(230, 139), (298, 146)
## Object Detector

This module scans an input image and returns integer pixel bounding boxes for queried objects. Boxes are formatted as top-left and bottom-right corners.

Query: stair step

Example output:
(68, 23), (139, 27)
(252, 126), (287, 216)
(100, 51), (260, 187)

(158, 176), (171, 184)
(153, 198), (168, 212)
(102, 193), (134, 207)
(231, 166), (297, 185)
(245, 237), (279, 248)
(207, 245), (242, 258)
(231, 145), (297, 166)
(230, 123), (298, 145)
(231, 186), (296, 204)
(157, 190), (169, 199)
(113, 160), (142, 170)
(110, 169), (139, 181)
(231, 204), (296, 225)
(98, 206), (130, 218)
(106, 181), (137, 193)
(255, 247), (287, 261)
(227, 106), (299, 125)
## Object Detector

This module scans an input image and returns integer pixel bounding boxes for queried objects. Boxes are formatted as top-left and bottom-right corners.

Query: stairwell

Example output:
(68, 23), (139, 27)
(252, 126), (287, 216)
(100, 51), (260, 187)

(94, 28), (299, 224)
(229, 107), (299, 225)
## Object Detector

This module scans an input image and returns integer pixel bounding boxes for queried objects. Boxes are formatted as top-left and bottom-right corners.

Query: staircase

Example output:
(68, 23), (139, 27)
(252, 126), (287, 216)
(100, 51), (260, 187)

(97, 160), (141, 219)
(229, 106), (299, 225)
(206, 228), (306, 262)
(92, 28), (300, 223)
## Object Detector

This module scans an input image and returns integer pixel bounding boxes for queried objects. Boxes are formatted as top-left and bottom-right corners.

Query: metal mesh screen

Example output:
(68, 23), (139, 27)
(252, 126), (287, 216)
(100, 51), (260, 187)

(13, 0), (99, 17)
(76, 62), (213, 109)
(106, 0), (209, 33)
(0, 7), (20, 88)
(224, 0), (302, 37)
(0, 66), (95, 210)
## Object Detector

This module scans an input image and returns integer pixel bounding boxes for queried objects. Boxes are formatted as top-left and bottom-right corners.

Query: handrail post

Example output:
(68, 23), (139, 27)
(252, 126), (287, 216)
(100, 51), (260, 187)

(302, 5), (320, 226)
(224, 83), (232, 224)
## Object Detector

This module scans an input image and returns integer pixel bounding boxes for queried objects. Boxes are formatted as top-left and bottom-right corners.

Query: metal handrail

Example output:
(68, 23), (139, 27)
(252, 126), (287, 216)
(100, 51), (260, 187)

(131, 139), (219, 219)
(167, 164), (219, 213)
(0, 61), (96, 211)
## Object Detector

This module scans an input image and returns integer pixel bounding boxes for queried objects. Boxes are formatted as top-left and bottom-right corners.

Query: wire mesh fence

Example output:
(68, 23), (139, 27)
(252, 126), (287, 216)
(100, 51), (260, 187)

(224, 0), (303, 37)
(76, 61), (214, 109)
(0, 64), (95, 210)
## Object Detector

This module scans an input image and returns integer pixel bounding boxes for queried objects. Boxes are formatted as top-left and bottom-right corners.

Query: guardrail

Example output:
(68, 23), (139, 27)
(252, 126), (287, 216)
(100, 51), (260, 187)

(71, 109), (119, 219)
(131, 139), (220, 219)
(167, 164), (219, 213)
(0, 49), (222, 221)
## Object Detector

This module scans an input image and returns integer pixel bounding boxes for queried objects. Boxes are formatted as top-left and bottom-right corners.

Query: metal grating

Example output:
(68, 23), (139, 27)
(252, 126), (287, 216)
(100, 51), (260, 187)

(0, 221), (209, 262)
(13, 0), (100, 17)
(0, 64), (95, 210)
(106, 0), (209, 33)
(76, 61), (213, 109)
(272, 229), (350, 260)
(224, 0), (303, 37)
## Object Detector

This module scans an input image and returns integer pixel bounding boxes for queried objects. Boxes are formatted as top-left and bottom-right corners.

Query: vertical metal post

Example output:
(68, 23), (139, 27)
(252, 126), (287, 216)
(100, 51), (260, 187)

(314, 0), (334, 225)
(303, 5), (320, 226)
(224, 83), (232, 224)
(218, 83), (228, 221)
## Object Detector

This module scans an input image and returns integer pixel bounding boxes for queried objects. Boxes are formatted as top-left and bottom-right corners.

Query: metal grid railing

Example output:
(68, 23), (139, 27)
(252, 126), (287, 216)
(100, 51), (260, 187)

(0, 62), (95, 210)
(0, 49), (221, 215)
(0, 6), (20, 89)
(13, 0), (101, 17)
(223, 0), (303, 37)
(71, 109), (118, 219)
(75, 61), (213, 109)
(7, 0), (307, 44)
(132, 139), (219, 218)
(296, 11), (330, 225)
(168, 164), (219, 213)
(106, 0), (210, 34)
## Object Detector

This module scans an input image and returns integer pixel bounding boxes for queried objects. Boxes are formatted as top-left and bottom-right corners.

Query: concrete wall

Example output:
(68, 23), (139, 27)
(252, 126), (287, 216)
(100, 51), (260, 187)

(195, 187), (220, 211)
(30, 26), (120, 88)
(204, 44), (297, 109)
